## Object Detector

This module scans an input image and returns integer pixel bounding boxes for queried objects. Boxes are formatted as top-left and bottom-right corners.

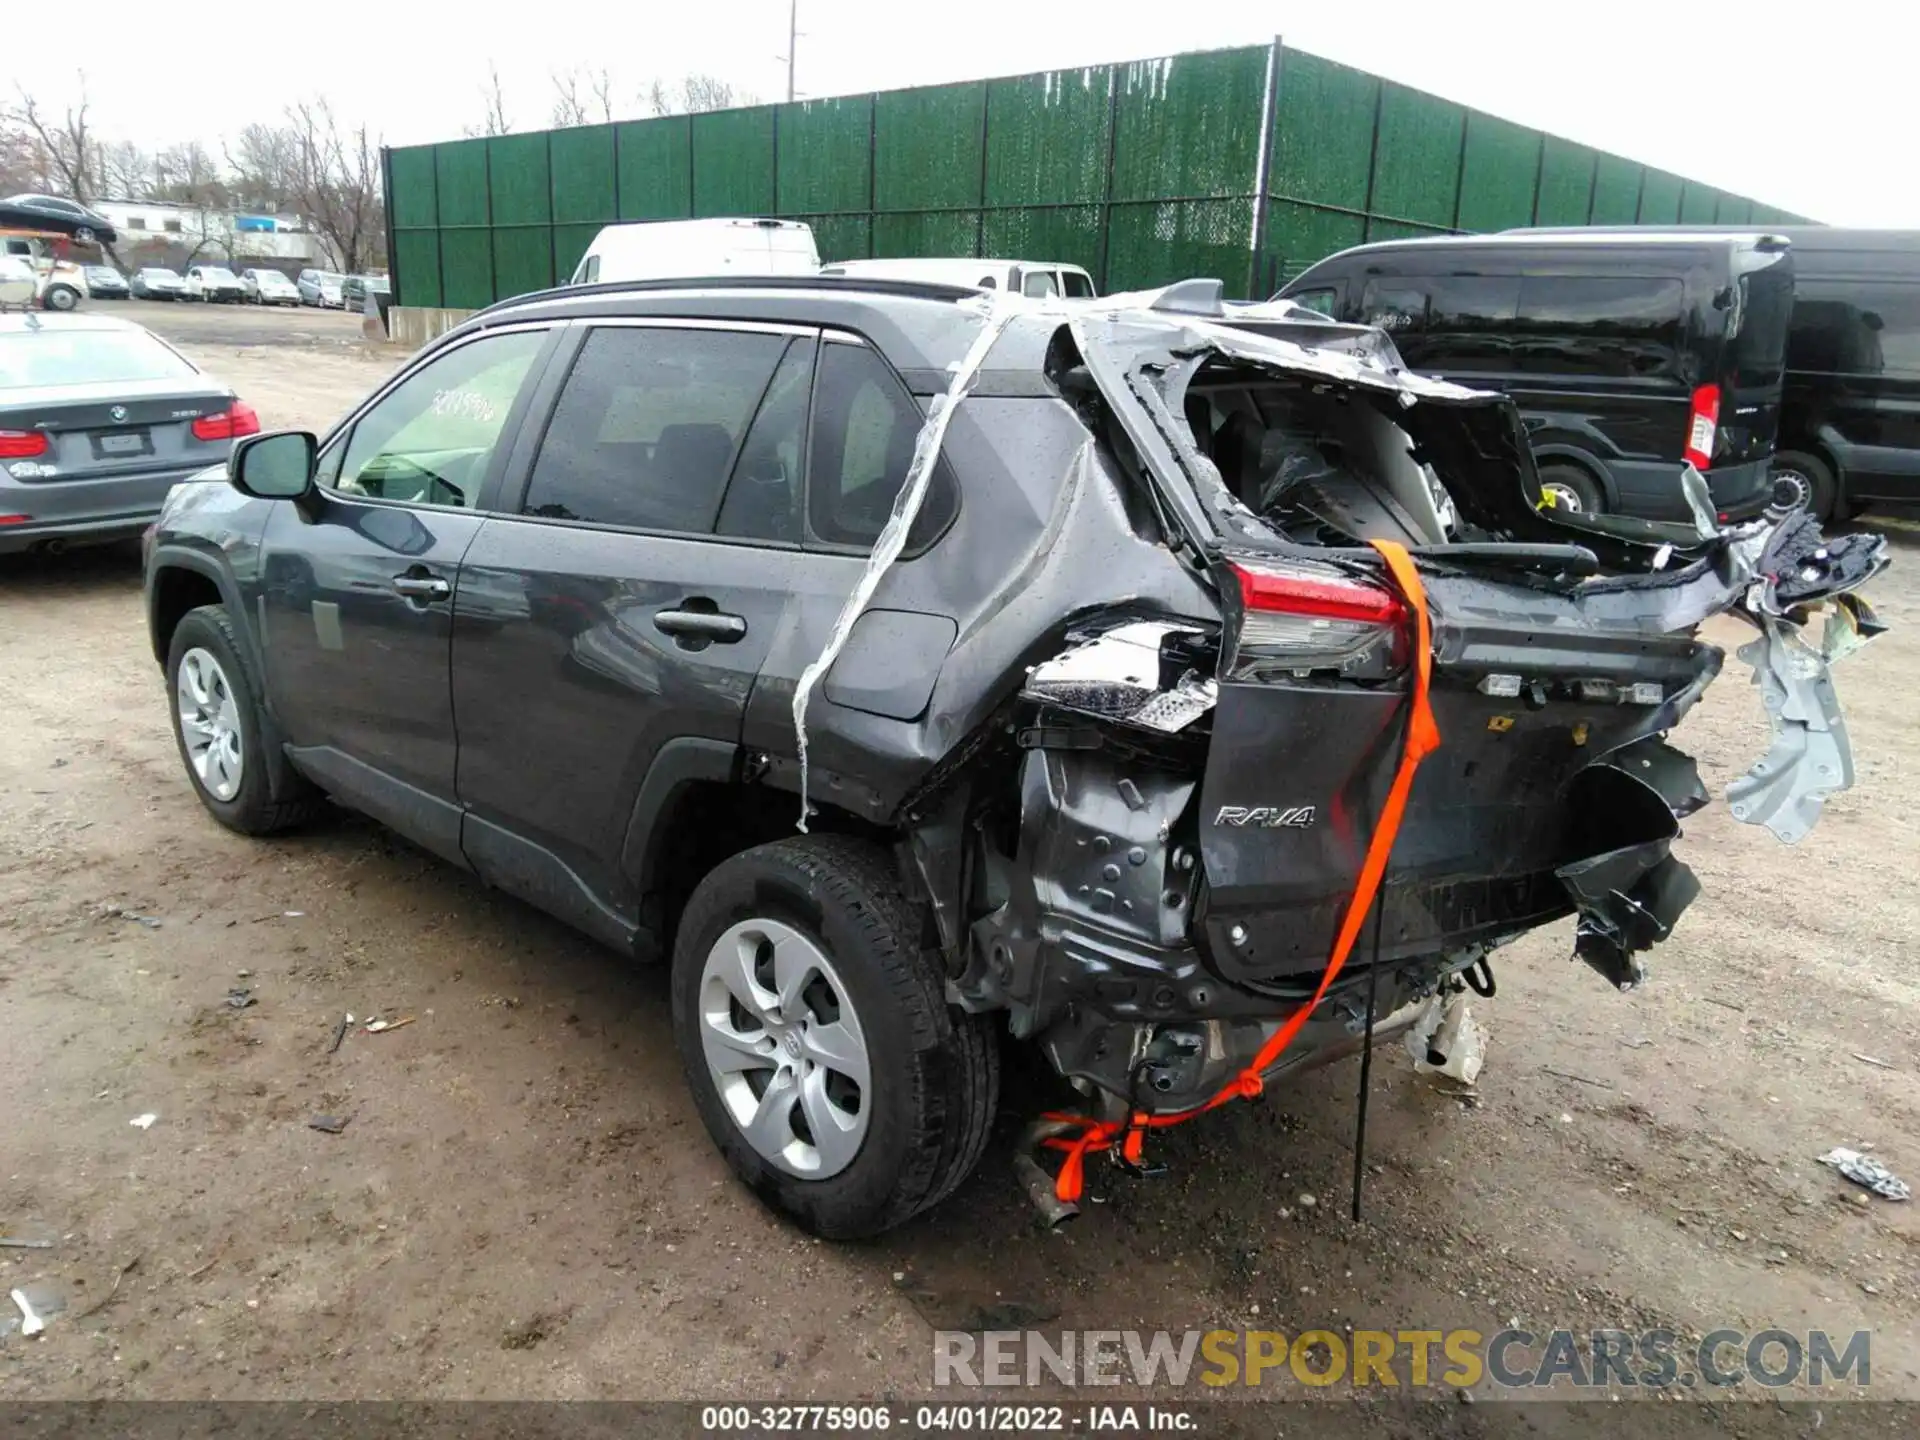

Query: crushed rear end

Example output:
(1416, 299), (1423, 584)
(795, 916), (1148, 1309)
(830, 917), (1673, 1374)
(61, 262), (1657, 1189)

(959, 295), (1888, 1139)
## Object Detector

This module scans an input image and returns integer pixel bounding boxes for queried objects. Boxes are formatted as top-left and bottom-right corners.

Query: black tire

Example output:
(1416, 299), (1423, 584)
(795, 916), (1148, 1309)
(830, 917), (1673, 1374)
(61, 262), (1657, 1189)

(671, 836), (999, 1239)
(1769, 449), (1839, 523)
(1537, 462), (1606, 515)
(42, 284), (79, 312)
(165, 604), (324, 835)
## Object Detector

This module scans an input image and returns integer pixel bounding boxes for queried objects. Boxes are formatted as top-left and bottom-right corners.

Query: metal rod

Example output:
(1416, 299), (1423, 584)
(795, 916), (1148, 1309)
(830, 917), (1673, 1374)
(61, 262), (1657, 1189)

(1350, 889), (1387, 1223)
(787, 0), (799, 105)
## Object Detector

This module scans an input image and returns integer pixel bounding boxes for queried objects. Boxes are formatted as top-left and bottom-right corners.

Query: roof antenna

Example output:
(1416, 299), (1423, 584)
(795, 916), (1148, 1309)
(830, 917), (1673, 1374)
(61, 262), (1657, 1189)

(1350, 885), (1387, 1222)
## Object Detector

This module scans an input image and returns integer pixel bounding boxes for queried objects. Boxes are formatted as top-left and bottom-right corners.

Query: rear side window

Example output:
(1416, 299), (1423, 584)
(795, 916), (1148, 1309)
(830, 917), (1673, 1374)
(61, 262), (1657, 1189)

(1359, 280), (1427, 334)
(1790, 280), (1920, 378)
(1418, 275), (1521, 370)
(523, 326), (790, 534)
(1511, 275), (1686, 379)
(807, 340), (955, 552)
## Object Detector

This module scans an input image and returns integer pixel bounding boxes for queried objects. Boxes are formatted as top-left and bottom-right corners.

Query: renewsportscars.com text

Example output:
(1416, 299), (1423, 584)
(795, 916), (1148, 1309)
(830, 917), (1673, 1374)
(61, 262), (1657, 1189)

(934, 1327), (1872, 1391)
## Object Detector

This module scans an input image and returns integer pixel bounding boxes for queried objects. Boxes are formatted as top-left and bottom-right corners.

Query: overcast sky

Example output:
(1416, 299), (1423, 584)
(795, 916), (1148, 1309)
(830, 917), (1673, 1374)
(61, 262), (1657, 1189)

(8, 0), (1912, 226)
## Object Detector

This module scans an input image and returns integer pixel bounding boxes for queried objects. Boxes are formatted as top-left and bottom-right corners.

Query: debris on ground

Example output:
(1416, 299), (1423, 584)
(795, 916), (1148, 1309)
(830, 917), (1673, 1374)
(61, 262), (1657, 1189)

(0, 1236), (53, 1250)
(128, 1113), (156, 1130)
(101, 903), (163, 929)
(1852, 1053), (1898, 1071)
(1407, 993), (1485, 1085)
(9, 1287), (57, 1337)
(1818, 1147), (1911, 1201)
(308, 1115), (348, 1134)
(364, 1016), (414, 1034)
(225, 988), (256, 1010)
(328, 1015), (352, 1054)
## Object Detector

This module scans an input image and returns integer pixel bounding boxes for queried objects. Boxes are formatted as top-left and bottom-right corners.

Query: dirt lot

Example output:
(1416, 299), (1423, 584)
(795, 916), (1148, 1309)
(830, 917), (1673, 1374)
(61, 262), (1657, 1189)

(2, 298), (1917, 1413)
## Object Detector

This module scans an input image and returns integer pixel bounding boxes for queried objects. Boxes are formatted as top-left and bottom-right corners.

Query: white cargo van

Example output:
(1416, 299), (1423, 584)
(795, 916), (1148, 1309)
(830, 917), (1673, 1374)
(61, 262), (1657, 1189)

(818, 257), (1097, 298)
(569, 218), (819, 285)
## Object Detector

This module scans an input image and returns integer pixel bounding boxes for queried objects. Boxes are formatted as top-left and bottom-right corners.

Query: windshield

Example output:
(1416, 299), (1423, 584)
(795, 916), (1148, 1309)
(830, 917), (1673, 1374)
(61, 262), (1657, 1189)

(85, 267), (117, 279)
(318, 273), (343, 285)
(204, 268), (238, 282)
(145, 269), (181, 281)
(0, 329), (198, 389)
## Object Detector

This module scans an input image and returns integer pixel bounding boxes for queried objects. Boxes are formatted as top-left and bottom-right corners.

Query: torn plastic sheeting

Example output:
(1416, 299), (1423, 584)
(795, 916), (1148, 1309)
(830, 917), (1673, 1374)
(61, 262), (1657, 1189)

(1818, 1147), (1910, 1201)
(791, 292), (1022, 831)
(1405, 992), (1484, 1085)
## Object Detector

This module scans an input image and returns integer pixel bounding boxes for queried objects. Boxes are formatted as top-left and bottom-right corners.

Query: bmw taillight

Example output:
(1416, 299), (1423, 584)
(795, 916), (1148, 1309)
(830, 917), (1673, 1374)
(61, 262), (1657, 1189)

(1683, 384), (1720, 471)
(0, 429), (49, 459)
(191, 402), (261, 442)
(1228, 558), (1406, 679)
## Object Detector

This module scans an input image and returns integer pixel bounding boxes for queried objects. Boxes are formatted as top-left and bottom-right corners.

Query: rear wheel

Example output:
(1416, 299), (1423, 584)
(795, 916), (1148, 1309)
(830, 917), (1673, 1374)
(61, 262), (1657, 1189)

(671, 836), (999, 1238)
(1768, 449), (1838, 522)
(1537, 462), (1605, 515)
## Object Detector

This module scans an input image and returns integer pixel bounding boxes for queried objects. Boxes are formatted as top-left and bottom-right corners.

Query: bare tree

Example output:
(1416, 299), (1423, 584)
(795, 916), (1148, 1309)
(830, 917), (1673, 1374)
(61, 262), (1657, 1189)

(286, 99), (384, 274)
(97, 139), (152, 200)
(225, 124), (301, 211)
(550, 66), (617, 127)
(644, 73), (751, 118)
(152, 140), (226, 206)
(9, 81), (100, 201)
(468, 64), (512, 137)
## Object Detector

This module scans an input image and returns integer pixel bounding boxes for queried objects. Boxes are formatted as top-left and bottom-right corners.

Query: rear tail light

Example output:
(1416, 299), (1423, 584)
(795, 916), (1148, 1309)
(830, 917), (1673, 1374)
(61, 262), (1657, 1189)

(1683, 383), (1720, 471)
(0, 429), (49, 459)
(191, 402), (261, 442)
(1228, 558), (1406, 677)
(0, 514), (30, 526)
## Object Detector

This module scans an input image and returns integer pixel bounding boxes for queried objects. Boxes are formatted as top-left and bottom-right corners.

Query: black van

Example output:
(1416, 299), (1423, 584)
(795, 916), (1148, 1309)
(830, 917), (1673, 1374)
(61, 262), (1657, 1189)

(1277, 234), (1794, 523)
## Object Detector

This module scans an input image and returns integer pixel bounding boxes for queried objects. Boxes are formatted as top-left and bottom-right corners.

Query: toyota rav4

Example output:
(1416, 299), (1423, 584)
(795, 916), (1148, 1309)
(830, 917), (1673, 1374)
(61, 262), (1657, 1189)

(143, 276), (1888, 1237)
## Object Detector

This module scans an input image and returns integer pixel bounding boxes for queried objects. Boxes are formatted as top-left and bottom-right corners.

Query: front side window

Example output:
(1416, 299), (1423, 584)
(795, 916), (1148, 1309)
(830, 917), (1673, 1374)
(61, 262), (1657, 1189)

(1022, 269), (1059, 298)
(1063, 271), (1095, 299)
(1359, 280), (1427, 334)
(807, 340), (955, 551)
(1288, 287), (1337, 317)
(521, 326), (790, 534)
(330, 329), (546, 510)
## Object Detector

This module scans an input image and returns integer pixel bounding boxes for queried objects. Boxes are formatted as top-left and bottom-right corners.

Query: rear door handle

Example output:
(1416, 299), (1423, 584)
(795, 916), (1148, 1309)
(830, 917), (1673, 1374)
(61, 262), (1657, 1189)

(391, 572), (451, 601)
(654, 607), (747, 643)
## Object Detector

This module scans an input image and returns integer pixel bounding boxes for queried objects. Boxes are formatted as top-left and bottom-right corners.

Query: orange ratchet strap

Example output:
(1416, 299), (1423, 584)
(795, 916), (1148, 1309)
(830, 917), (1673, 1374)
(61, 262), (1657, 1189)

(1041, 539), (1442, 1204)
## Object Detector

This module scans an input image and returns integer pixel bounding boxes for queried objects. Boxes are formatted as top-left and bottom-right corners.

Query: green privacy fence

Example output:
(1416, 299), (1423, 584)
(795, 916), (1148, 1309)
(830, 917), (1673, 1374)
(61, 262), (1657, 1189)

(385, 41), (1808, 309)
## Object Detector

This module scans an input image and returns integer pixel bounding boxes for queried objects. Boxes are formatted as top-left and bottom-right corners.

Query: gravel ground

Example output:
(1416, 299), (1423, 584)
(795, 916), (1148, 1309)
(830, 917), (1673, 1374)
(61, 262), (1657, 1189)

(1, 299), (1916, 1417)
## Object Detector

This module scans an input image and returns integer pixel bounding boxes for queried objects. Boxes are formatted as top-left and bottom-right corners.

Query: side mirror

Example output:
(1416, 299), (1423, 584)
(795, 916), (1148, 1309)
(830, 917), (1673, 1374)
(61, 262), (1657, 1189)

(229, 430), (317, 503)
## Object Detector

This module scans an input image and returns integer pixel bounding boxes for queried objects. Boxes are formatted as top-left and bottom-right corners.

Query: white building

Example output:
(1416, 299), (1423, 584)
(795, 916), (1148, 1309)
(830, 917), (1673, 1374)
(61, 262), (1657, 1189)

(95, 200), (328, 265)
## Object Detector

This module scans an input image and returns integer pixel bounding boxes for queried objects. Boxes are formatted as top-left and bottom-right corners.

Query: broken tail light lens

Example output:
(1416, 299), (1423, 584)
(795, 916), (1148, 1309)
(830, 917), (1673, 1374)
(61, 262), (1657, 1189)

(0, 429), (49, 459)
(1683, 384), (1720, 471)
(191, 402), (261, 443)
(1228, 558), (1406, 678)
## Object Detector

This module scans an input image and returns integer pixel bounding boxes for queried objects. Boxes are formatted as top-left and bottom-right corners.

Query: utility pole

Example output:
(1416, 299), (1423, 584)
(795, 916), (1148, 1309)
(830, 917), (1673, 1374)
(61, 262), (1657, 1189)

(785, 0), (799, 102)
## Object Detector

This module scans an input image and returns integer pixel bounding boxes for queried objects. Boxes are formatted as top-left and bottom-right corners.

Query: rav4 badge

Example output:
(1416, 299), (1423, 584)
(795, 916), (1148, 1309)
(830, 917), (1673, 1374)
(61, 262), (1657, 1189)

(1213, 805), (1317, 829)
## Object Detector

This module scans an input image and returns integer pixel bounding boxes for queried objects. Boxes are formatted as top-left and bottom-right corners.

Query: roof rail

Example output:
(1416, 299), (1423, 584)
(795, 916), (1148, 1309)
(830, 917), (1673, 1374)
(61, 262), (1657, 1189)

(473, 272), (983, 319)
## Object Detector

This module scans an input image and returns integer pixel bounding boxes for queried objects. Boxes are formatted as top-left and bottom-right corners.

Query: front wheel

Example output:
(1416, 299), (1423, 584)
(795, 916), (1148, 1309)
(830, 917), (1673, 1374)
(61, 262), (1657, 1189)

(165, 604), (323, 835)
(42, 284), (79, 312)
(671, 836), (999, 1238)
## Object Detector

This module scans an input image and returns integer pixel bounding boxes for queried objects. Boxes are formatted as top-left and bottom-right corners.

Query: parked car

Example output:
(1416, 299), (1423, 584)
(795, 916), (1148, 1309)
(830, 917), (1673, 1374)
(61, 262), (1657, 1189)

(141, 275), (1886, 1237)
(241, 269), (300, 306)
(567, 218), (818, 285)
(184, 266), (248, 304)
(0, 193), (117, 245)
(297, 269), (345, 308)
(0, 312), (258, 554)
(1278, 232), (1794, 523)
(340, 273), (390, 312)
(84, 265), (130, 299)
(821, 257), (1097, 298)
(0, 255), (36, 309)
(131, 268), (186, 301)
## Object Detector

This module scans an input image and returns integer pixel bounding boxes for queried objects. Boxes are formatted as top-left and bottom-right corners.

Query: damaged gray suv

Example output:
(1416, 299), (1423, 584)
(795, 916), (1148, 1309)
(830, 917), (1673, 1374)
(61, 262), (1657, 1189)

(142, 276), (1888, 1237)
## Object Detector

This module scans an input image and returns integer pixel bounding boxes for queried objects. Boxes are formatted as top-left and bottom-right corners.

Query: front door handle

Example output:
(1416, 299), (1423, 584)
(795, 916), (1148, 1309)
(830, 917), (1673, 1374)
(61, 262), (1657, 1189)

(391, 571), (451, 602)
(655, 607), (747, 644)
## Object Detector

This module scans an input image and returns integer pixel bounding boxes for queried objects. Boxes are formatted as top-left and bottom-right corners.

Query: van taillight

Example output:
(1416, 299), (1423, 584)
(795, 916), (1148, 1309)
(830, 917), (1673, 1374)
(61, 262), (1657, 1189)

(1683, 384), (1721, 471)
(1228, 559), (1405, 677)
(0, 429), (49, 459)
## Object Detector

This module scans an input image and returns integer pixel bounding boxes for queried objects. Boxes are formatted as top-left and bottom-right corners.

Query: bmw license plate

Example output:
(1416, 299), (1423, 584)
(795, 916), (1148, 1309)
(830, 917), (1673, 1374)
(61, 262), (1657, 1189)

(93, 429), (152, 459)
